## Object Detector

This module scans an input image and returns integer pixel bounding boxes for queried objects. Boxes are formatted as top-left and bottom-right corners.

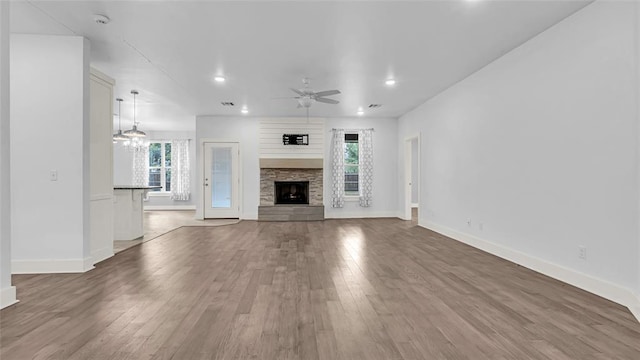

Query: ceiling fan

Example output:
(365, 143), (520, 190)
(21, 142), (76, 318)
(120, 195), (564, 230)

(279, 78), (341, 108)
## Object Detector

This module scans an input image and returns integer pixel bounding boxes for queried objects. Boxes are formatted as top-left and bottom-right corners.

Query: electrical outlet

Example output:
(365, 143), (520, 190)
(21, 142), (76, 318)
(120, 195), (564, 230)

(578, 246), (587, 260)
(467, 219), (472, 227)
(50, 170), (58, 181)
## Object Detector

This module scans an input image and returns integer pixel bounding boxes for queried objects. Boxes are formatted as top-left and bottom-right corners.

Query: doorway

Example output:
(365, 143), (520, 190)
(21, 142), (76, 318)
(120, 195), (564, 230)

(404, 135), (420, 222)
(203, 142), (239, 218)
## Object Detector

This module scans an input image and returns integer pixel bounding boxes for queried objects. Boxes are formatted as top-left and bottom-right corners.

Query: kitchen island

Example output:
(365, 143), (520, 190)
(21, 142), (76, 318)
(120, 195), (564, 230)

(113, 186), (162, 240)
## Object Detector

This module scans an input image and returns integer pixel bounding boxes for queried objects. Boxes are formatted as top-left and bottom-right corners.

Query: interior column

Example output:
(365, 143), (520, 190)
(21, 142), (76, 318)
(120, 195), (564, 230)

(0, 0), (17, 308)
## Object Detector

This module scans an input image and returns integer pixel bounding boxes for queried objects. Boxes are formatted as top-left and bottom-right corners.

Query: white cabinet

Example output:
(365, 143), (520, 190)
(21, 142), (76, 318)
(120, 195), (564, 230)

(113, 189), (145, 240)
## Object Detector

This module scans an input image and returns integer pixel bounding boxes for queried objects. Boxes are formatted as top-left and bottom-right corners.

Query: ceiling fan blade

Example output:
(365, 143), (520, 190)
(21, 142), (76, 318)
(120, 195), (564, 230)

(290, 88), (305, 96)
(316, 97), (339, 104)
(271, 96), (298, 99)
(314, 90), (340, 97)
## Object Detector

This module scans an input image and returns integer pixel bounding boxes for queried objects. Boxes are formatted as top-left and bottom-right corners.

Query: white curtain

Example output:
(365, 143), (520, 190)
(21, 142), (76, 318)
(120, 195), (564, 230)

(171, 139), (190, 201)
(132, 146), (149, 187)
(358, 129), (373, 207)
(331, 129), (345, 208)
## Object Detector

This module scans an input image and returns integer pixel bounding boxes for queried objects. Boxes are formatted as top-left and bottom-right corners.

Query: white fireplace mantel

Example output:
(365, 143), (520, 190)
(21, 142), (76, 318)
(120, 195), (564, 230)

(259, 158), (323, 169)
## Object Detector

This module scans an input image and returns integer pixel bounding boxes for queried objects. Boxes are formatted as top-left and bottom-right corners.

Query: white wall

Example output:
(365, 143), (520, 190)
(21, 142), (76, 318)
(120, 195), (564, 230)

(324, 117), (398, 218)
(113, 130), (197, 209)
(196, 116), (260, 219)
(636, 0), (640, 318)
(398, 0), (640, 317)
(113, 142), (133, 186)
(10, 34), (93, 273)
(260, 118), (324, 159)
(0, 1), (16, 308)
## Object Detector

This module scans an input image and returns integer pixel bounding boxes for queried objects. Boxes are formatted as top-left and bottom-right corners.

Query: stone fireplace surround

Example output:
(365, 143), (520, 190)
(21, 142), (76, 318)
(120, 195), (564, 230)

(258, 167), (324, 221)
(260, 168), (322, 205)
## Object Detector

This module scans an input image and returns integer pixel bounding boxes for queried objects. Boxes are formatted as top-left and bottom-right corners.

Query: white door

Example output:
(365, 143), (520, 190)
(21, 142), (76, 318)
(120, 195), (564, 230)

(404, 135), (420, 221)
(403, 138), (413, 221)
(203, 142), (239, 218)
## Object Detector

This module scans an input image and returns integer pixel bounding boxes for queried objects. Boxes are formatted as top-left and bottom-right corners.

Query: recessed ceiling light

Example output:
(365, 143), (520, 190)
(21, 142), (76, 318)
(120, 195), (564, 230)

(357, 108), (364, 116)
(214, 76), (226, 83)
(241, 107), (249, 114)
(385, 79), (396, 86)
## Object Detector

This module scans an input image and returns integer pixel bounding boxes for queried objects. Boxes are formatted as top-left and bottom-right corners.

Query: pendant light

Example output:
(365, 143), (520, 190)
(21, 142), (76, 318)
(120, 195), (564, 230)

(112, 98), (129, 141)
(123, 90), (146, 138)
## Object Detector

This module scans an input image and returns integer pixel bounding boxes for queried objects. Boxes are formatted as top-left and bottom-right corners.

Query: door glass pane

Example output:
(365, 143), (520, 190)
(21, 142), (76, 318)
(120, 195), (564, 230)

(211, 147), (232, 208)
(165, 169), (171, 192)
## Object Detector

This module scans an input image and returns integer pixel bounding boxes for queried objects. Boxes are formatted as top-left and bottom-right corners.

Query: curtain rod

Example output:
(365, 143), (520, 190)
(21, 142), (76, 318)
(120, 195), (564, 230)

(330, 128), (375, 132)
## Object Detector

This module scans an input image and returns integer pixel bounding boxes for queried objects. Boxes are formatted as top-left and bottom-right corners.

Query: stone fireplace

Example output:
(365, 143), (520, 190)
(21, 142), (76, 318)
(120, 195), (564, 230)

(258, 165), (324, 221)
(257, 118), (325, 221)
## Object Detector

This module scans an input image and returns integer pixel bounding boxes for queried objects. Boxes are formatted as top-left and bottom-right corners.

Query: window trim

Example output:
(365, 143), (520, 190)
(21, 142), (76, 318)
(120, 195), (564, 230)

(148, 141), (172, 194)
(147, 191), (170, 197)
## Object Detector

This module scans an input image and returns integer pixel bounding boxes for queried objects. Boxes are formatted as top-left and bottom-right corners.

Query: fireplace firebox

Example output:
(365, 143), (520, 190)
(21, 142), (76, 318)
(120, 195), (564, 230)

(275, 181), (309, 205)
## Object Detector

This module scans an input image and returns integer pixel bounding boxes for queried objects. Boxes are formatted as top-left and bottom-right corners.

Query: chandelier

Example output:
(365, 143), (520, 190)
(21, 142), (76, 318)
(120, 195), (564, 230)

(123, 90), (146, 138)
(112, 98), (129, 142)
(122, 89), (147, 152)
(123, 136), (148, 152)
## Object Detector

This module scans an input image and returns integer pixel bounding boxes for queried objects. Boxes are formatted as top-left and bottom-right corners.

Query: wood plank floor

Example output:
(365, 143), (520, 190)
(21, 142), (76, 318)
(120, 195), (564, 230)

(2, 219), (640, 359)
(114, 211), (239, 253)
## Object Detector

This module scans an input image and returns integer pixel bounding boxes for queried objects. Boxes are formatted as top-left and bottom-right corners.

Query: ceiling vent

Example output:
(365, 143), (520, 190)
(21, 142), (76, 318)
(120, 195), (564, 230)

(368, 104), (382, 108)
(94, 14), (110, 25)
(221, 102), (235, 106)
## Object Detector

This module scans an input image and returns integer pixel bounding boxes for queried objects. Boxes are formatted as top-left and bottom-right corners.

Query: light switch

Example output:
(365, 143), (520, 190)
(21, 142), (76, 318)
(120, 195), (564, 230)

(50, 170), (58, 181)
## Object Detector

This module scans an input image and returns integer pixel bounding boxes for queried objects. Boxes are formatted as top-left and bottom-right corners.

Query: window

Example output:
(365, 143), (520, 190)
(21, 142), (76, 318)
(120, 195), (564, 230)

(344, 133), (359, 196)
(148, 142), (171, 192)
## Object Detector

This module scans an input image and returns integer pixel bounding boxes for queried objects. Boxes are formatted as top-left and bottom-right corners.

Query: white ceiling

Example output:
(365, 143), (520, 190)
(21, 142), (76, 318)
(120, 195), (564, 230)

(10, 0), (591, 131)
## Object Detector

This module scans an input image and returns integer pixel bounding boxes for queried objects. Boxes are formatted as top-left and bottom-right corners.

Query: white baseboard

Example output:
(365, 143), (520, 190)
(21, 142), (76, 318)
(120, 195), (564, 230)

(325, 211), (399, 219)
(411, 203), (419, 208)
(242, 212), (258, 220)
(423, 220), (640, 323)
(0, 286), (18, 309)
(90, 193), (113, 201)
(12, 256), (95, 274)
(91, 247), (114, 265)
(83, 256), (95, 272)
(144, 205), (196, 211)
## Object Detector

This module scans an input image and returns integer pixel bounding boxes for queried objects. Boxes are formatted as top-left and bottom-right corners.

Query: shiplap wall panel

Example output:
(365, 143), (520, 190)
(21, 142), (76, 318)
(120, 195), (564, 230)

(260, 118), (324, 159)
